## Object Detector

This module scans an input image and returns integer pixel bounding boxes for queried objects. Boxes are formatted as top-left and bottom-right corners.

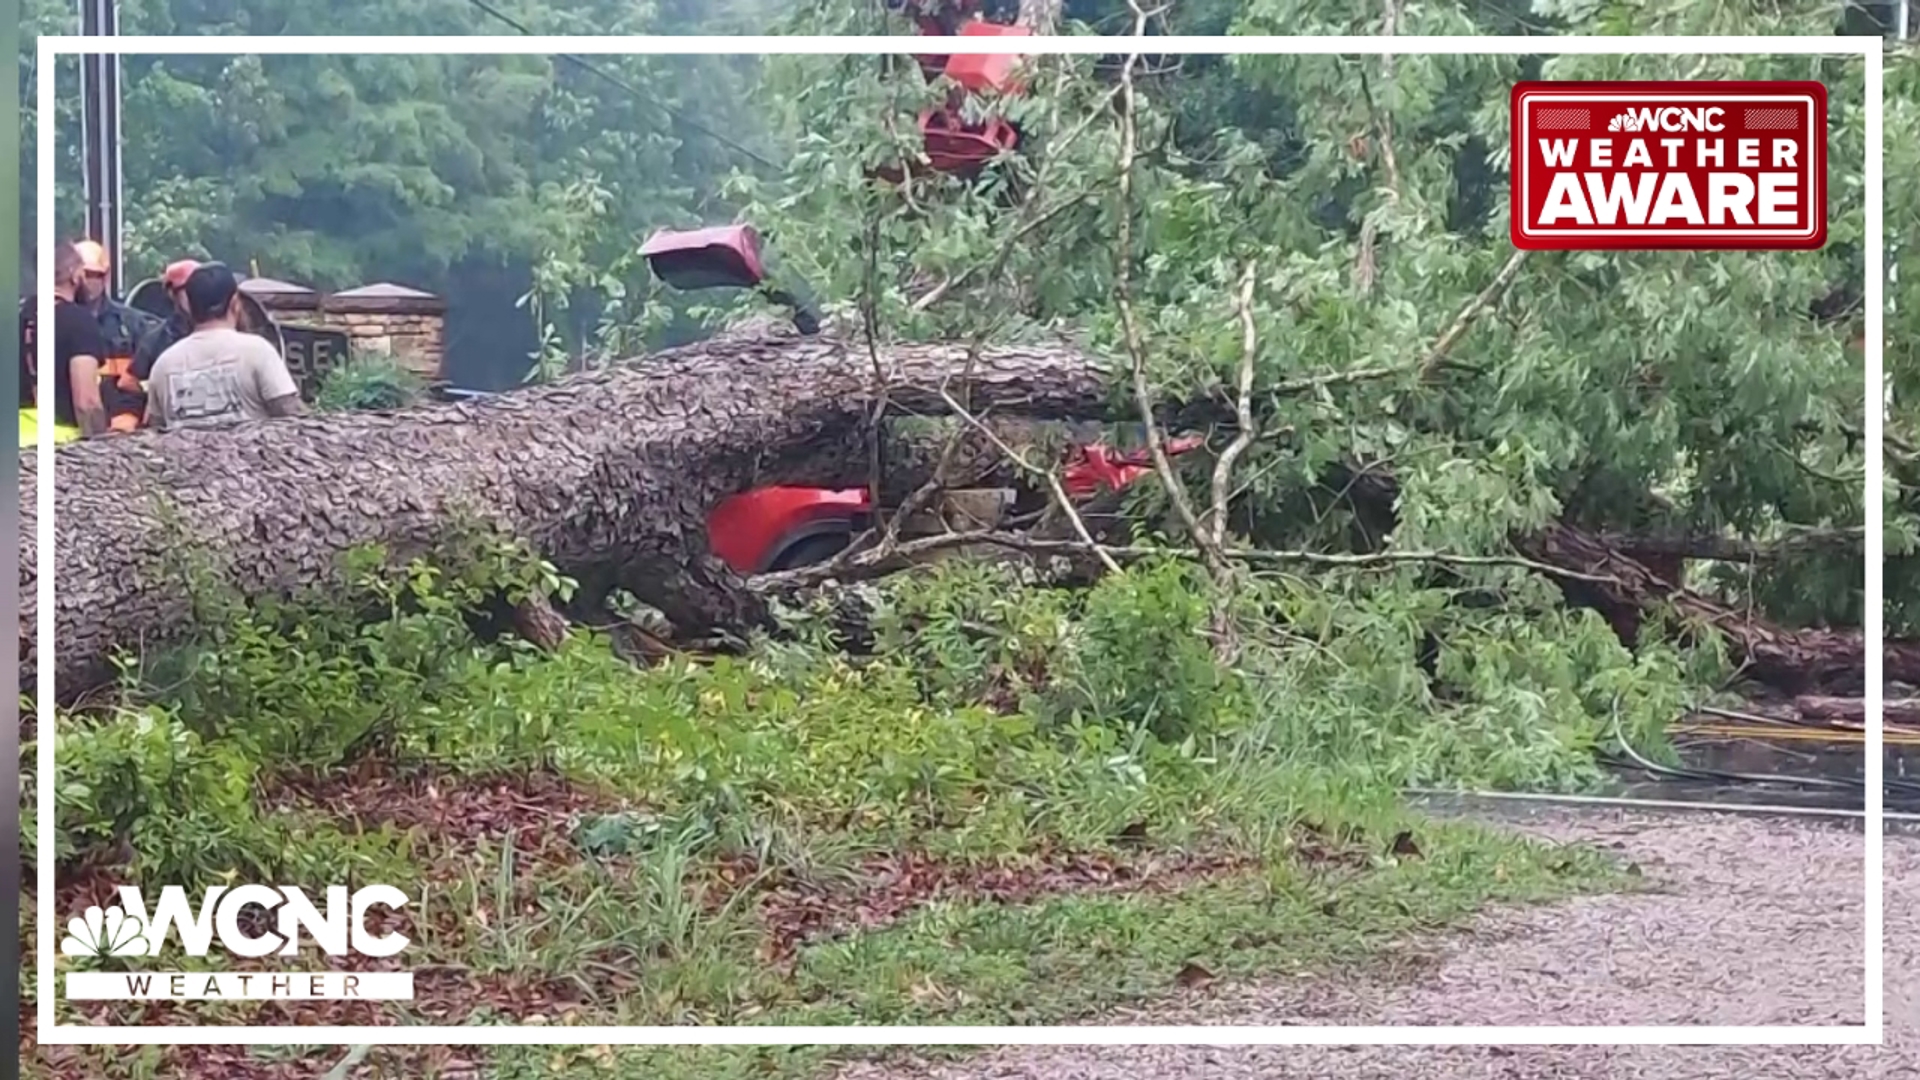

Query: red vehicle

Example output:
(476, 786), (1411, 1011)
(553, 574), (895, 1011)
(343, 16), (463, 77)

(707, 436), (1204, 574)
(658, 9), (1049, 574)
(637, 224), (1201, 574)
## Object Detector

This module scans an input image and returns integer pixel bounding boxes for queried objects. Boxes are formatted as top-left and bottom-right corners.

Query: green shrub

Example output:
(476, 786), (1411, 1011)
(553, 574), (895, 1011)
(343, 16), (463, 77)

(1050, 559), (1234, 743)
(42, 540), (1697, 894)
(313, 354), (427, 412)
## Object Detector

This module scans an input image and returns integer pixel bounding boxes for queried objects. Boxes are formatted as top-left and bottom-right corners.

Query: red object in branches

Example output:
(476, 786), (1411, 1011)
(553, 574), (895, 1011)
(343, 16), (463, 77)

(943, 22), (1032, 96)
(640, 225), (768, 291)
(917, 109), (1020, 174)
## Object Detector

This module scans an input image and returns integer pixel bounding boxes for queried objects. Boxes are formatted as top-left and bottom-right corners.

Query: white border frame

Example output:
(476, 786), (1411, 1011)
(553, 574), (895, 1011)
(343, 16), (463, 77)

(35, 33), (1884, 1047)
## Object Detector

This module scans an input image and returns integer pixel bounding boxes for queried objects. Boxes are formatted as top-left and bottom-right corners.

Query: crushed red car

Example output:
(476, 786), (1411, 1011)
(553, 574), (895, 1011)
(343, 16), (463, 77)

(432, 222), (1203, 576)
(708, 433), (1203, 575)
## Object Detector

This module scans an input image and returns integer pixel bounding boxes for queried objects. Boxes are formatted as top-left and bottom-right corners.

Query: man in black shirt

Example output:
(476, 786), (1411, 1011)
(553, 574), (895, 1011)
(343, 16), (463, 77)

(130, 259), (200, 383)
(19, 241), (112, 438)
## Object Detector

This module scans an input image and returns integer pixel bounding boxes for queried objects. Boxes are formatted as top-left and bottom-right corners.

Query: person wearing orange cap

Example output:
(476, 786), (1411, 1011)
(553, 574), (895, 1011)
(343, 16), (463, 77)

(130, 258), (201, 391)
(68, 240), (162, 432)
(72, 240), (112, 306)
(145, 262), (303, 432)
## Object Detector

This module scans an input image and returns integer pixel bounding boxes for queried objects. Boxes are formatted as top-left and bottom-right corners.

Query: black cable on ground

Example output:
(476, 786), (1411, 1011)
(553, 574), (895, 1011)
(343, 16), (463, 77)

(1605, 704), (1920, 807)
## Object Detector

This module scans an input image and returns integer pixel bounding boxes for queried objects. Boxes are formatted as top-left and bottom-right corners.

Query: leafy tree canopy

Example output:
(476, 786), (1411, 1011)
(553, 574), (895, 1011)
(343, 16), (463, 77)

(741, 0), (1871, 631)
(18, 0), (1887, 632)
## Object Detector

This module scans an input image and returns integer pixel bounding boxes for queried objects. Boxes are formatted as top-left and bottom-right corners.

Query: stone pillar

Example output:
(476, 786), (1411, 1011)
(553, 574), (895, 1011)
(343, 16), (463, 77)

(237, 275), (323, 322)
(319, 283), (448, 380)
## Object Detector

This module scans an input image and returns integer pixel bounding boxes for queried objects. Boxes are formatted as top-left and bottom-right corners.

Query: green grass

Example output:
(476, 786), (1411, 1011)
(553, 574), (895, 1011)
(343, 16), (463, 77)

(28, 554), (1671, 1079)
(778, 822), (1614, 1027)
(32, 812), (1626, 1079)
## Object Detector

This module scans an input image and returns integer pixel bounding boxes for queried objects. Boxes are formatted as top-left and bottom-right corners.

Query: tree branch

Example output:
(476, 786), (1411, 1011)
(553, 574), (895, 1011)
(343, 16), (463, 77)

(940, 388), (1123, 574)
(909, 186), (1100, 313)
(1419, 248), (1530, 377)
(1373, 0), (1404, 201)
(751, 527), (1618, 592)
(909, 82), (1123, 314)
(1114, 1), (1220, 578)
(1208, 262), (1261, 554)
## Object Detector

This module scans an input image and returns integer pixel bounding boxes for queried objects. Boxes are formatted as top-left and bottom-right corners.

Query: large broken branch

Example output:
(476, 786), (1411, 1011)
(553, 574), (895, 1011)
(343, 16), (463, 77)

(1513, 524), (1886, 693)
(1603, 526), (1864, 565)
(23, 337), (1114, 699)
(1112, 24), (1219, 581)
(752, 528), (1613, 593)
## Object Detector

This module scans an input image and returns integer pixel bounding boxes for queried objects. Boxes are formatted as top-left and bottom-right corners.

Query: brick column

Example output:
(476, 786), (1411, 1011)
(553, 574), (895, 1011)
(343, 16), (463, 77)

(319, 283), (448, 380)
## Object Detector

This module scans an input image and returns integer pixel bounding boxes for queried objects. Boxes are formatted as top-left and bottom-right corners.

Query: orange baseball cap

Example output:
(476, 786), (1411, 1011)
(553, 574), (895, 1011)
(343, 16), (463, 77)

(163, 259), (201, 289)
(74, 240), (110, 274)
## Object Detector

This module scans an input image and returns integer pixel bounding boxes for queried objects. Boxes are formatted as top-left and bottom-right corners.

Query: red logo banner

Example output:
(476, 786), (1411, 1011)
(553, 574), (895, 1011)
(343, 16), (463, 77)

(1509, 80), (1828, 251)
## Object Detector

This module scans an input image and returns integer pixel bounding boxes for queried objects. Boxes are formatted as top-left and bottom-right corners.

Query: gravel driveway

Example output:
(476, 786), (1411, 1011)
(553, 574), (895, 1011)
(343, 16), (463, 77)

(834, 801), (1915, 1080)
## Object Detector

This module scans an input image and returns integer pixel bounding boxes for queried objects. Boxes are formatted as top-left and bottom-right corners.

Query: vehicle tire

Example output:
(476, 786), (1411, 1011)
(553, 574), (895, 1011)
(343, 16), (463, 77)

(766, 530), (855, 572)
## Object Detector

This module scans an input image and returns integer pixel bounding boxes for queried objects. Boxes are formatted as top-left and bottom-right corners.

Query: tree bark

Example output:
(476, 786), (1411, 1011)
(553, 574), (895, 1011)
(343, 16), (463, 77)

(22, 335), (1112, 701)
(1792, 696), (1920, 727)
(1601, 527), (1864, 565)
(1512, 524), (1883, 694)
(21, 330), (1880, 702)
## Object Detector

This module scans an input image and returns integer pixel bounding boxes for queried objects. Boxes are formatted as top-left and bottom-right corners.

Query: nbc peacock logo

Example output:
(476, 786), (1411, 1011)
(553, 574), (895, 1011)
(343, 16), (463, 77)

(61, 903), (150, 959)
(1606, 110), (1645, 133)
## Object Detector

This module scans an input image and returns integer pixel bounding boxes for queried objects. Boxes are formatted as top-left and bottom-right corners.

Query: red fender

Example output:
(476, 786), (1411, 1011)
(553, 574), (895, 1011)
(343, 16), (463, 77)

(707, 486), (871, 574)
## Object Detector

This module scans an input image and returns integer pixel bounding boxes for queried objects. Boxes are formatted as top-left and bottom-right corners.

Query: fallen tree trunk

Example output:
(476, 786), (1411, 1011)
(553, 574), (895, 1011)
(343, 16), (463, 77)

(23, 336), (1114, 700)
(1793, 696), (1920, 727)
(22, 330), (1884, 702)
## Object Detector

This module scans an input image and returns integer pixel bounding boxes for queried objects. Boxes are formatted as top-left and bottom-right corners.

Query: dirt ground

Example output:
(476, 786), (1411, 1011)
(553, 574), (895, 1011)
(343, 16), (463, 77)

(833, 801), (1913, 1080)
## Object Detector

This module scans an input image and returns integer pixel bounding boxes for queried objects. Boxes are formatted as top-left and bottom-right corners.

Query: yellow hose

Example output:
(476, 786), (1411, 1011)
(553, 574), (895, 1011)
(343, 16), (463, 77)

(1670, 721), (1920, 745)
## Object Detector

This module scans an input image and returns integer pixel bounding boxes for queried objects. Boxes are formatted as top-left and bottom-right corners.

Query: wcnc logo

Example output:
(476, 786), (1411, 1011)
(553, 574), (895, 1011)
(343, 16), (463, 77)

(61, 884), (416, 1001)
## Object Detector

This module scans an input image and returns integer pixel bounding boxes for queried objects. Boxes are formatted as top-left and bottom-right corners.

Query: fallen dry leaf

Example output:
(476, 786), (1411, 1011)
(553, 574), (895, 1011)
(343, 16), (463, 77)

(1174, 961), (1216, 990)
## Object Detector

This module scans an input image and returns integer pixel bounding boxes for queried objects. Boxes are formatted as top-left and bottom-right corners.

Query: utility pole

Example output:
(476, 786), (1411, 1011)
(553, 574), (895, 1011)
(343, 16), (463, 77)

(77, 0), (123, 297)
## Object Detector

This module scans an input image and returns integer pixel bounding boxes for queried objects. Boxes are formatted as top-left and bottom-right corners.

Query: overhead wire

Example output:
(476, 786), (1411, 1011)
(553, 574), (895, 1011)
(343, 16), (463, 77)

(460, 0), (784, 172)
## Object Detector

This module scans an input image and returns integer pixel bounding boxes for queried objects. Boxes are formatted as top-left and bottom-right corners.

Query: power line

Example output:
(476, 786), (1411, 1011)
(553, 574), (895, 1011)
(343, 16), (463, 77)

(461, 0), (782, 171)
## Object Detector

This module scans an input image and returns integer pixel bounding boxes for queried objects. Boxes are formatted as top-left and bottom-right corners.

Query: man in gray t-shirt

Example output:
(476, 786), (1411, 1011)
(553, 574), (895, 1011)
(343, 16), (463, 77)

(145, 262), (304, 432)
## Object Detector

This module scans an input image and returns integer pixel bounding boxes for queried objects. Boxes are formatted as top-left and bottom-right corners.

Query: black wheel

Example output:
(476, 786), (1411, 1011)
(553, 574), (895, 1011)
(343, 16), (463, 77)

(766, 530), (855, 572)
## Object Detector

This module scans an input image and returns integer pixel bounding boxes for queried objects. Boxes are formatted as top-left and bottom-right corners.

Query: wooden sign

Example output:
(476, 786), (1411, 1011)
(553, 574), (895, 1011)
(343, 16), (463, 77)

(279, 323), (352, 396)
